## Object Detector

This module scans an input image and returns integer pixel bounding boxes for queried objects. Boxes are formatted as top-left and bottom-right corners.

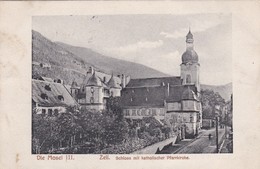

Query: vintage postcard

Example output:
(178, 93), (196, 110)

(0, 1), (259, 169)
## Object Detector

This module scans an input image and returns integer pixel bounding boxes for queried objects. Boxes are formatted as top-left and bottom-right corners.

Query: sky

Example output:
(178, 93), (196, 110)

(32, 14), (232, 85)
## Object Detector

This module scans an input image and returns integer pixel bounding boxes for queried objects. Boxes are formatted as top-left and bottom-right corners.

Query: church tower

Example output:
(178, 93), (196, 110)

(180, 29), (200, 93)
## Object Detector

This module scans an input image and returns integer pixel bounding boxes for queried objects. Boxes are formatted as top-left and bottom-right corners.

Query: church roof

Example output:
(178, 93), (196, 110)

(121, 82), (198, 108)
(32, 79), (78, 107)
(126, 77), (182, 88)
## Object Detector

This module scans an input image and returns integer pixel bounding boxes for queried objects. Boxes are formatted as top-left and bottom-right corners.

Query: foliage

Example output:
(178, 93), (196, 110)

(32, 104), (172, 154)
(201, 89), (226, 119)
(106, 96), (123, 119)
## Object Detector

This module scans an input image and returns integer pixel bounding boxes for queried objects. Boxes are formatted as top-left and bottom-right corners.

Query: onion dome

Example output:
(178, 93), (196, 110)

(86, 71), (102, 87)
(182, 50), (199, 64)
(182, 87), (197, 100)
(107, 74), (121, 89)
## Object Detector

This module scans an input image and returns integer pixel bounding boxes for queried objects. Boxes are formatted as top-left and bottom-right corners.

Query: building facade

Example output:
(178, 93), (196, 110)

(121, 30), (202, 139)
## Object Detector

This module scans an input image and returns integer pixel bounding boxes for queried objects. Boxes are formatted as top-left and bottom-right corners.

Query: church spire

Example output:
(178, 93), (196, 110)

(186, 28), (194, 50)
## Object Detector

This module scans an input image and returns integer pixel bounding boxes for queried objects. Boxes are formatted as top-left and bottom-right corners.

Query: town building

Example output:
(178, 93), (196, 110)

(121, 30), (202, 139)
(32, 79), (78, 115)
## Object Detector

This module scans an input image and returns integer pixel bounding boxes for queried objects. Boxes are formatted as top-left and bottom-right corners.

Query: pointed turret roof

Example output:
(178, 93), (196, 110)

(186, 28), (193, 40)
(108, 74), (121, 89)
(86, 71), (102, 87)
(71, 79), (79, 89)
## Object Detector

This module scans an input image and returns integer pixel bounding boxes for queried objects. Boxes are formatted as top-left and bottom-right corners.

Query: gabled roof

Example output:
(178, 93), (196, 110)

(126, 76), (182, 88)
(32, 79), (78, 107)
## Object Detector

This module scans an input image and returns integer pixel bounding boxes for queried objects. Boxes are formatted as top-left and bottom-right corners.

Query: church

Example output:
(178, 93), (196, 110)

(121, 30), (202, 138)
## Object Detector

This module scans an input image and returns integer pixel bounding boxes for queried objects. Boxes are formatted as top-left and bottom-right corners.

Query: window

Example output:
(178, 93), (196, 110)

(159, 109), (165, 116)
(42, 109), (46, 115)
(48, 109), (53, 116)
(90, 97), (94, 103)
(40, 93), (48, 100)
(190, 114), (193, 122)
(152, 109), (156, 116)
(91, 87), (94, 93)
(125, 110), (130, 116)
(132, 110), (137, 116)
(145, 97), (148, 102)
(58, 95), (64, 101)
(54, 109), (59, 116)
(130, 97), (133, 102)
(186, 74), (191, 84)
(44, 85), (51, 91)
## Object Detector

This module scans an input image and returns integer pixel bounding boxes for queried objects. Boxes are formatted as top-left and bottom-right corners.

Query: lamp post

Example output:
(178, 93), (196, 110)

(215, 105), (220, 153)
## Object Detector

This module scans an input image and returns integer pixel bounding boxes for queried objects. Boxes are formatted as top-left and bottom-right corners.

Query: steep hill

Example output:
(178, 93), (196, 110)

(201, 83), (232, 101)
(32, 30), (168, 85)
(56, 42), (168, 79)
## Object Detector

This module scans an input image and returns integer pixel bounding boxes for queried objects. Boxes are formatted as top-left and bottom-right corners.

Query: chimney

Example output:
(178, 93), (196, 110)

(87, 66), (94, 75)
(121, 74), (126, 88)
(103, 76), (107, 83)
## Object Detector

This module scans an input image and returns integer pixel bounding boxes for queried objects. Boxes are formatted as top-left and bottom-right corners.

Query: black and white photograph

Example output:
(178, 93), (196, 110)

(31, 14), (233, 154)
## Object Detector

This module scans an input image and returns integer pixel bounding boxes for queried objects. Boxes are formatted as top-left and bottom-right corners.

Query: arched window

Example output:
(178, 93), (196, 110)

(186, 74), (191, 84)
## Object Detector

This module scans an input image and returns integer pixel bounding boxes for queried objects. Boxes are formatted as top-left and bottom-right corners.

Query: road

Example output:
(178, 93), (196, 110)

(159, 128), (225, 154)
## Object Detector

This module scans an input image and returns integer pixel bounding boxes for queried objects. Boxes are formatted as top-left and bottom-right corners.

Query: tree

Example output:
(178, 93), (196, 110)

(201, 89), (226, 119)
(106, 96), (123, 119)
(32, 113), (61, 153)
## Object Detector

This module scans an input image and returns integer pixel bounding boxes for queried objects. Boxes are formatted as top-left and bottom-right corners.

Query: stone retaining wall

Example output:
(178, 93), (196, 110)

(131, 136), (177, 154)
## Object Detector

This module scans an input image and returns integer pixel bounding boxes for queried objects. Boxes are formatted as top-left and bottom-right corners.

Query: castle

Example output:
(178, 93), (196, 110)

(70, 66), (130, 111)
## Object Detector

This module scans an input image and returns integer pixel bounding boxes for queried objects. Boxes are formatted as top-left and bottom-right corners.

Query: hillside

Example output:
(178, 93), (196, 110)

(32, 30), (168, 85)
(201, 83), (232, 101)
(56, 42), (168, 79)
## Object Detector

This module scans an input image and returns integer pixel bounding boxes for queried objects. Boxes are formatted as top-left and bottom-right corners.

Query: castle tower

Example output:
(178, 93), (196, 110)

(70, 80), (79, 100)
(85, 71), (104, 110)
(108, 74), (121, 97)
(180, 29), (200, 92)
